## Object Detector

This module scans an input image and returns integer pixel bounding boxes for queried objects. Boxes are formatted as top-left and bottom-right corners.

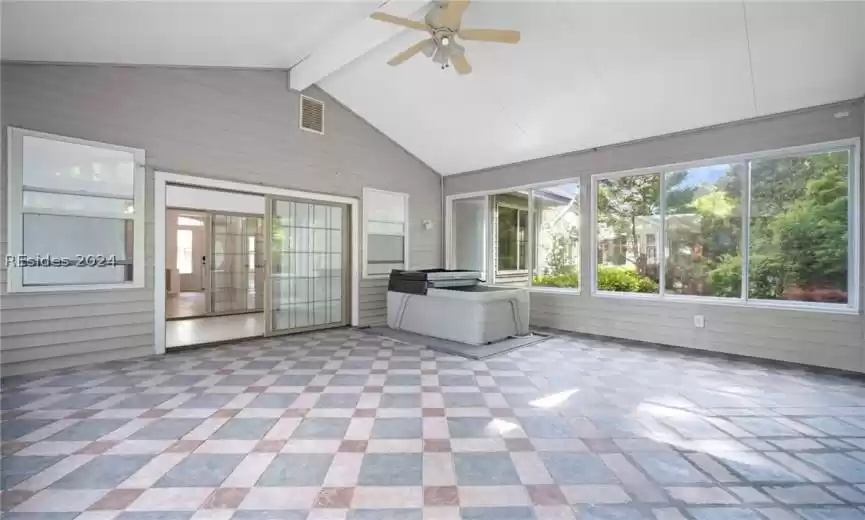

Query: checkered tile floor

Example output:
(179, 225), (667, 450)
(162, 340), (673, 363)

(3, 329), (865, 520)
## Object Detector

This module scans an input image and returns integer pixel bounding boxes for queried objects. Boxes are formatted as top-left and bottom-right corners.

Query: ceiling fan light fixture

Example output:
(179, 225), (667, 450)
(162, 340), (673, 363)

(441, 36), (450, 46)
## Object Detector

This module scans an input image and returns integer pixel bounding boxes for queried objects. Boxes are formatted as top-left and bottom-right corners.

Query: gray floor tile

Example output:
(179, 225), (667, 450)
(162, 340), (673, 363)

(217, 375), (264, 386)
(246, 394), (299, 409)
(371, 418), (423, 439)
(48, 419), (129, 441)
(155, 453), (245, 487)
(212, 418), (278, 440)
(384, 375), (421, 386)
(540, 452), (619, 485)
(797, 453), (865, 483)
(438, 375), (476, 386)
(379, 393), (422, 408)
(230, 511), (309, 520)
(448, 417), (502, 438)
(576, 506), (653, 520)
(257, 453), (334, 486)
(112, 394), (173, 409)
(114, 513), (194, 520)
(129, 419), (204, 440)
(795, 507), (865, 520)
(1, 455), (64, 488)
(461, 507), (536, 520)
(52, 455), (153, 488)
(519, 416), (580, 438)
(292, 418), (351, 439)
(327, 374), (368, 386)
(629, 452), (711, 484)
(348, 509), (423, 520)
(358, 453), (423, 485)
(689, 508), (764, 520)
(178, 394), (237, 409)
(274, 374), (316, 386)
(454, 453), (521, 485)
(2, 419), (54, 440)
(442, 393), (487, 408)
(315, 393), (361, 408)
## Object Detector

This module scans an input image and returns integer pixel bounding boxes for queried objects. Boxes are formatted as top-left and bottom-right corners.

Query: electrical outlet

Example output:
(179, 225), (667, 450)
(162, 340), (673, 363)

(693, 315), (705, 328)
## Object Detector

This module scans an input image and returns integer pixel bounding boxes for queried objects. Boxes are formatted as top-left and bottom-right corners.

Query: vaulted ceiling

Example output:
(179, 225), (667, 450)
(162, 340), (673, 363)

(3, 1), (864, 175)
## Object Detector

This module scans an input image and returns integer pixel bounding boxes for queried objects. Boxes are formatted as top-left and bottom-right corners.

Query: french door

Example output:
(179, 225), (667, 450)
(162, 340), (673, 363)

(265, 196), (349, 336)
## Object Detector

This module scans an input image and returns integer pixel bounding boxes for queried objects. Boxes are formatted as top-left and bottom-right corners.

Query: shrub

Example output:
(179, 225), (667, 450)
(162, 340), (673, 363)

(532, 266), (658, 293)
(533, 272), (579, 288)
(596, 265), (658, 293)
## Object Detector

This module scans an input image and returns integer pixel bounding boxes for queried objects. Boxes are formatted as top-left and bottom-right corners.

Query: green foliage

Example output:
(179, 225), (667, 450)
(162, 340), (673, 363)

(596, 265), (658, 293)
(533, 266), (657, 293)
(532, 272), (579, 288)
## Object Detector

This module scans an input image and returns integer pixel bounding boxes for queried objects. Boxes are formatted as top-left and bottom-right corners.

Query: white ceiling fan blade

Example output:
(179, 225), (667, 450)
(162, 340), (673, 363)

(458, 28), (521, 44)
(370, 12), (428, 31)
(449, 48), (472, 75)
(387, 39), (434, 66)
(422, 39), (437, 57)
(440, 0), (470, 27)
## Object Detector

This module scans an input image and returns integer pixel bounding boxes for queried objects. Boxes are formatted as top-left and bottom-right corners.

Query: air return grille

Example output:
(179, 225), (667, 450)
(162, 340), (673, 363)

(300, 95), (324, 134)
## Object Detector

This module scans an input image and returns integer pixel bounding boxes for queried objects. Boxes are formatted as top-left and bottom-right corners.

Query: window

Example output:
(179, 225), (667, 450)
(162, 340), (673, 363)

(496, 204), (528, 271)
(177, 229), (193, 274)
(532, 182), (580, 289)
(664, 163), (744, 297)
(6, 128), (145, 292)
(748, 150), (851, 304)
(595, 173), (661, 293)
(490, 192), (530, 285)
(591, 142), (858, 310)
(363, 188), (408, 277)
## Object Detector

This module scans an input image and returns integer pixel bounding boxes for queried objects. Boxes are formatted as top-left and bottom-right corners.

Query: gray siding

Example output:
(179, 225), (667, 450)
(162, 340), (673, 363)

(446, 99), (865, 374)
(0, 64), (441, 375)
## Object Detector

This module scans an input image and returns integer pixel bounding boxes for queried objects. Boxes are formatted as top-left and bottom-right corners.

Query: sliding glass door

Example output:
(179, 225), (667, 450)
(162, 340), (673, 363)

(209, 213), (264, 315)
(265, 196), (349, 336)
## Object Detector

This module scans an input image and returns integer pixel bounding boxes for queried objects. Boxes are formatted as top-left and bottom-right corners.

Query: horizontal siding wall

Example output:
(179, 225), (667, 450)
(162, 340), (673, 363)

(0, 64), (442, 375)
(447, 99), (865, 374)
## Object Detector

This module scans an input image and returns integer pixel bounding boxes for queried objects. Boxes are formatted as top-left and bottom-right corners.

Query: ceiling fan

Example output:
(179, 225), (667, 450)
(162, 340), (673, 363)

(370, 0), (520, 75)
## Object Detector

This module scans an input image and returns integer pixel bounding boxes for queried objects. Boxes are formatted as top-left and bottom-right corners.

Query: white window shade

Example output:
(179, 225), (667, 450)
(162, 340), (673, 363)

(7, 128), (145, 293)
(22, 135), (136, 197)
(363, 187), (409, 278)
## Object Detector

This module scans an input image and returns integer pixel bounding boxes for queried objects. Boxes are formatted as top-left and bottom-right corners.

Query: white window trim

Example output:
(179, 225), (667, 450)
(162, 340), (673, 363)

(362, 187), (409, 279)
(446, 138), (860, 312)
(589, 138), (861, 315)
(6, 127), (146, 293)
(446, 187), (582, 293)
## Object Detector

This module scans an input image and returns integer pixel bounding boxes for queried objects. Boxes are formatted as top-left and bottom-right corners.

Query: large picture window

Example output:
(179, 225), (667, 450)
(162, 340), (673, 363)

(6, 128), (145, 292)
(748, 150), (851, 303)
(595, 173), (661, 294)
(592, 142), (858, 310)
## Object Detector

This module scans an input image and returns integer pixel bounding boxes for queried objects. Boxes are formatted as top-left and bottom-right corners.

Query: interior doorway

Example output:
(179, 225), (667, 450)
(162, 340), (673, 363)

(158, 179), (356, 351)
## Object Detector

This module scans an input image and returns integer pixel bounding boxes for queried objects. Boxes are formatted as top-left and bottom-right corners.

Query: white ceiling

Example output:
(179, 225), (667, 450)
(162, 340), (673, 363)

(4, 1), (864, 175)
(0, 1), (379, 69)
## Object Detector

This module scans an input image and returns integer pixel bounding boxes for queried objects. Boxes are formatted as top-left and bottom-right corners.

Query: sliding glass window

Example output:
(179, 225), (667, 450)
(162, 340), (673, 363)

(591, 141), (859, 311)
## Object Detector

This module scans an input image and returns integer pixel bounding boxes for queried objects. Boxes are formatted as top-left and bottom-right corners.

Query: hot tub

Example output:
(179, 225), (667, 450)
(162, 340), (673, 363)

(386, 270), (529, 345)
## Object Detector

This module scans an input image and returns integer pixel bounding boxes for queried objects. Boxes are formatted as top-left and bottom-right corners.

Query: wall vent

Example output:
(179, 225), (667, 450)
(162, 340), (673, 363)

(299, 95), (324, 134)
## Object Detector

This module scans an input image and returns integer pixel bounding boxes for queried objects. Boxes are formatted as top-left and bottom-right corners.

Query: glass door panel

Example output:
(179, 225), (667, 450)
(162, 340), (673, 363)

(210, 213), (264, 315)
(266, 197), (347, 336)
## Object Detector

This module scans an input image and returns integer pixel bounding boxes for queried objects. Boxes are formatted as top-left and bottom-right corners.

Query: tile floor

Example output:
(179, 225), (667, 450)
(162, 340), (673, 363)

(166, 314), (265, 349)
(2, 329), (865, 520)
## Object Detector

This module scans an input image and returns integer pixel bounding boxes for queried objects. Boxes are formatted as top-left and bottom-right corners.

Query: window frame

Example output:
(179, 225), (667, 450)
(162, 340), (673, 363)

(362, 187), (409, 279)
(494, 201), (529, 274)
(590, 138), (861, 314)
(6, 127), (146, 293)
